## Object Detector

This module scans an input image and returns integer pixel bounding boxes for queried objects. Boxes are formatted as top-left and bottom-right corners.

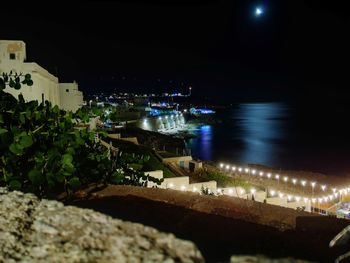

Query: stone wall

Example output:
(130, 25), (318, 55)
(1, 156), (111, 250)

(0, 188), (203, 263)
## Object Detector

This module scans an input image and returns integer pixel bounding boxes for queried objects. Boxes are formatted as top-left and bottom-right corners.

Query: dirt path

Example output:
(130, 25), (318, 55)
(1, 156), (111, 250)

(69, 185), (350, 262)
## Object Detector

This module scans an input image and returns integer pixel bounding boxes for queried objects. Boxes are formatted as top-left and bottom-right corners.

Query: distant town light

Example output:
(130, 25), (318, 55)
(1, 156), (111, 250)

(232, 166), (236, 171)
(278, 192), (284, 198)
(267, 173), (271, 178)
(295, 196), (301, 202)
(240, 189), (246, 195)
(321, 185), (326, 191)
(245, 168), (250, 173)
(311, 198), (316, 203)
(238, 167), (242, 172)
(301, 180), (306, 187)
(292, 179), (297, 185)
(220, 163), (224, 168)
(259, 171), (264, 176)
(332, 188), (337, 193)
(270, 190), (276, 196)
(311, 182), (316, 188)
(180, 185), (186, 191)
(250, 188), (256, 194)
(275, 174), (280, 180)
(283, 176), (288, 182)
(226, 165), (230, 170)
(251, 169), (256, 175)
(303, 198), (309, 203)
(228, 189), (234, 195)
(287, 195), (292, 201)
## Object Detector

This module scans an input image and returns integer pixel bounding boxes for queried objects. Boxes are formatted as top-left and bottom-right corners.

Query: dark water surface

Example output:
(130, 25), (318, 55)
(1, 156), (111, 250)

(186, 102), (350, 176)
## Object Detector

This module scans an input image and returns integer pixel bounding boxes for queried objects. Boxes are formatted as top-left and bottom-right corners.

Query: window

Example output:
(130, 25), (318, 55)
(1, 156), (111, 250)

(9, 53), (16, 60)
(66, 89), (69, 92)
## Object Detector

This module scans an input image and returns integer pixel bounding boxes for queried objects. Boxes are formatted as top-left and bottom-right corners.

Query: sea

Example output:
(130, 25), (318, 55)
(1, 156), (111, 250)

(185, 102), (350, 176)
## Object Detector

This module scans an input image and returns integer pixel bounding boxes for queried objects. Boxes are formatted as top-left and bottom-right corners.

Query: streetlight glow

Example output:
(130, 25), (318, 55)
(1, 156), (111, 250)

(283, 176), (288, 182)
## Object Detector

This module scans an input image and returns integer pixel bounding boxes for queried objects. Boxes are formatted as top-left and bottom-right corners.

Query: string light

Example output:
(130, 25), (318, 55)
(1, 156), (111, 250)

(218, 162), (350, 211)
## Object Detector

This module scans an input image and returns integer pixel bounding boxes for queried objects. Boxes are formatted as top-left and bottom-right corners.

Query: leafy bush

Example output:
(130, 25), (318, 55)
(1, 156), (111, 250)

(0, 73), (161, 197)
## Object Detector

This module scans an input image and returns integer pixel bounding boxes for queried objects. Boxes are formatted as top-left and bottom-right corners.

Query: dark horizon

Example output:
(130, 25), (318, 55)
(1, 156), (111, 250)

(2, 0), (350, 103)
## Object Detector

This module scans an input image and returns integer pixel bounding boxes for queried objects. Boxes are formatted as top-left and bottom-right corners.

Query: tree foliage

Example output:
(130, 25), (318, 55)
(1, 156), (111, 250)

(0, 73), (162, 197)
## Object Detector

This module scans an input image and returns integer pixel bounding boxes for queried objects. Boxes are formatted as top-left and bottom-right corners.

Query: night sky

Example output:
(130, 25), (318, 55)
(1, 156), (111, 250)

(2, 1), (350, 102)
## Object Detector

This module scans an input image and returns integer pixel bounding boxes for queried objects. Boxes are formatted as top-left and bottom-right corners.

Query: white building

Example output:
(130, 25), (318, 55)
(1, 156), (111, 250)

(59, 82), (83, 112)
(0, 40), (83, 112)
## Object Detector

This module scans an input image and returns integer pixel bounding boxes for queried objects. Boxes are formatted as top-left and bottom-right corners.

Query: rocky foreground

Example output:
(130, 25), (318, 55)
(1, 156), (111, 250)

(0, 188), (203, 263)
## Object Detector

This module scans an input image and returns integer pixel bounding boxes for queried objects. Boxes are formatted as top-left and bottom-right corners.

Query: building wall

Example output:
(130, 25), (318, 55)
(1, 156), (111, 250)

(59, 82), (83, 112)
(0, 40), (83, 112)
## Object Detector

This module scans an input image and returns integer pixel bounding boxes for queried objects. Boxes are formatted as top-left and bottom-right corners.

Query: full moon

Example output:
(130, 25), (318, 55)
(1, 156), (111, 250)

(255, 7), (264, 16)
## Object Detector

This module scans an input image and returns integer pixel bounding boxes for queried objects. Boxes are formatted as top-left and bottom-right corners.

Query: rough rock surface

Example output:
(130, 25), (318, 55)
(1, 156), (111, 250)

(0, 188), (203, 263)
(230, 255), (314, 263)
